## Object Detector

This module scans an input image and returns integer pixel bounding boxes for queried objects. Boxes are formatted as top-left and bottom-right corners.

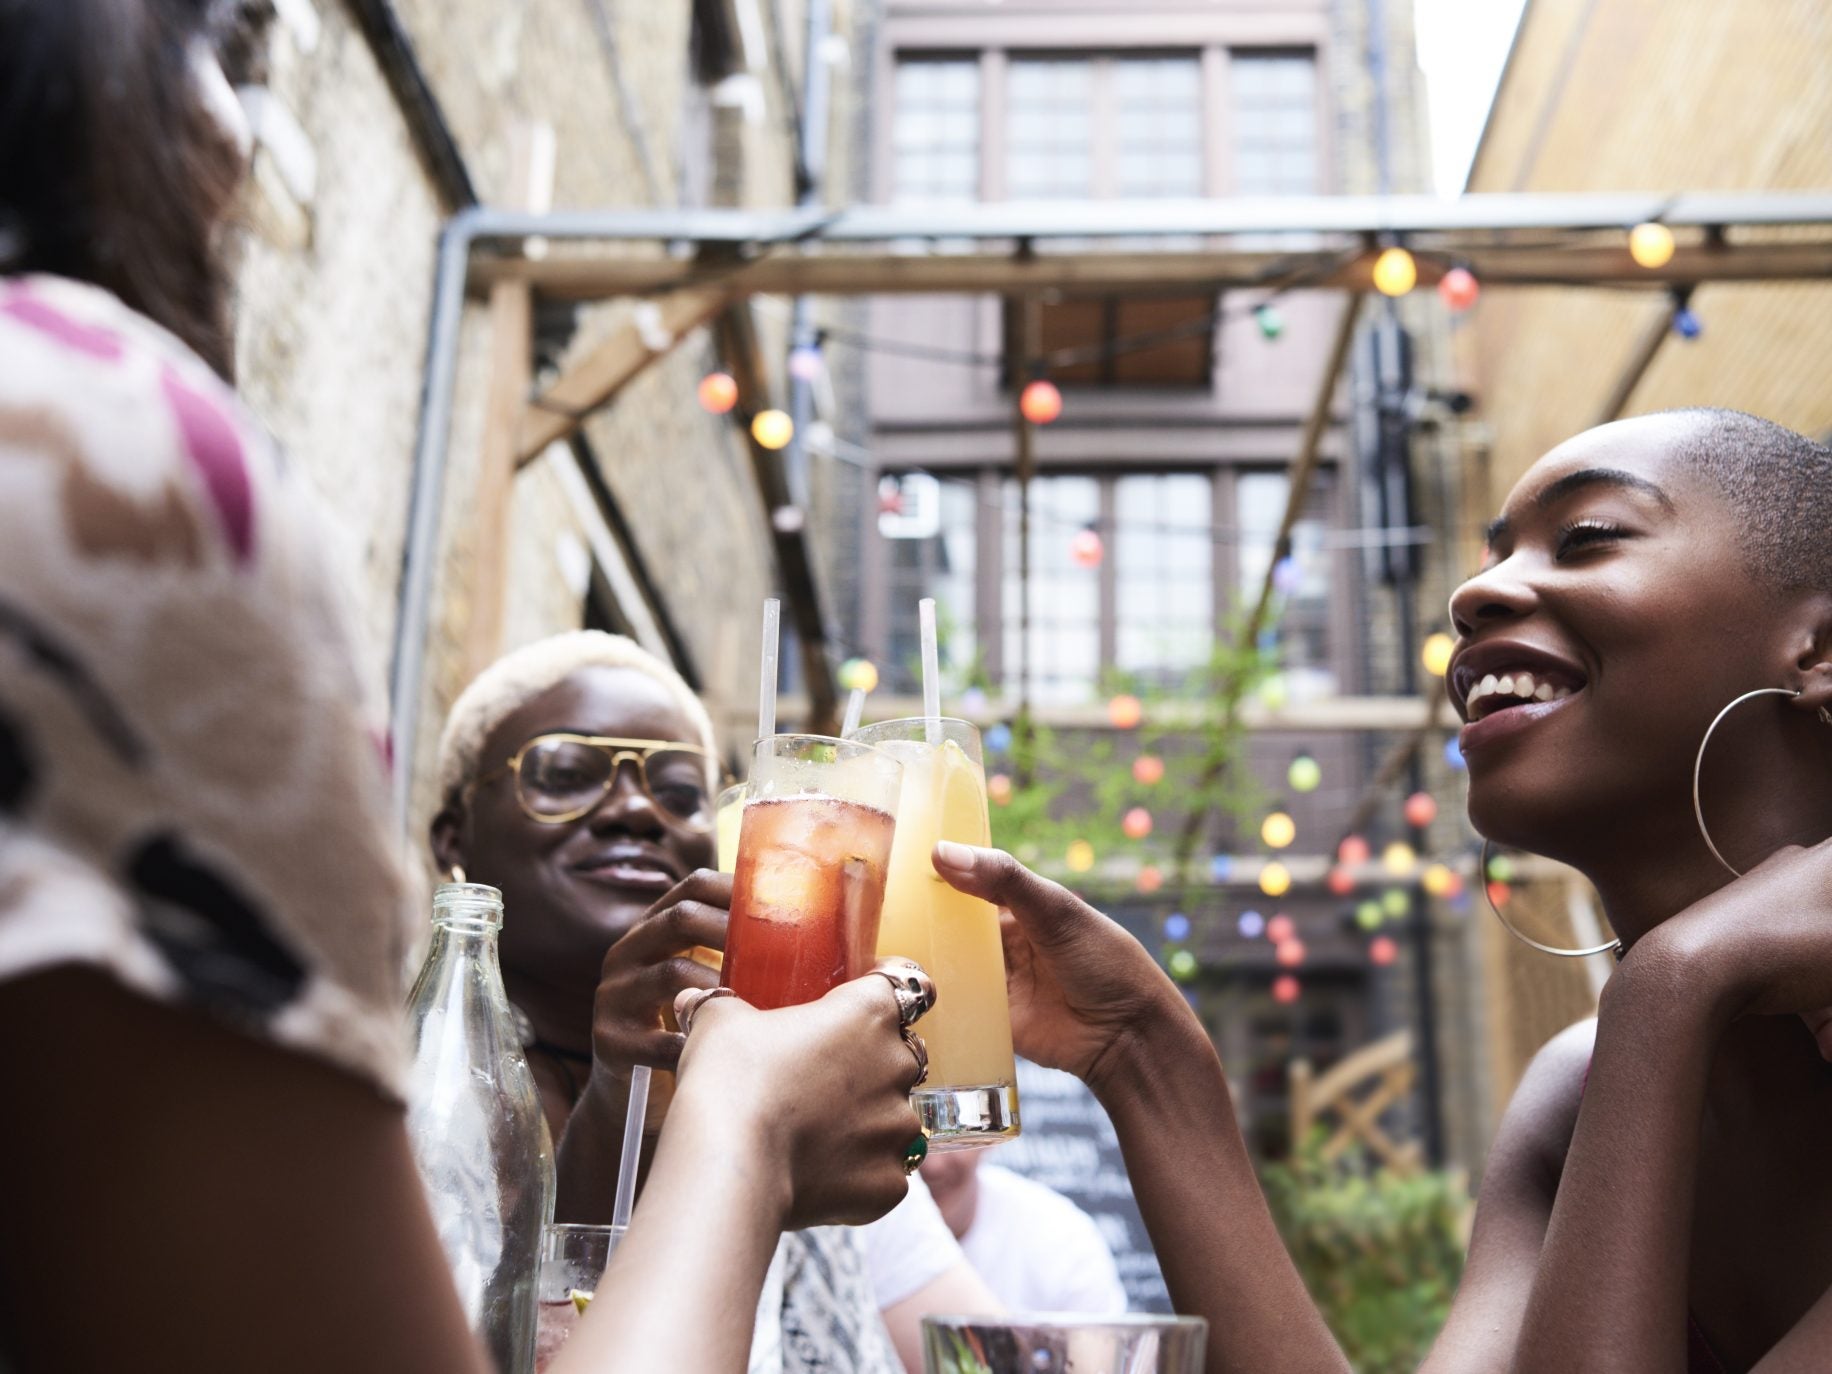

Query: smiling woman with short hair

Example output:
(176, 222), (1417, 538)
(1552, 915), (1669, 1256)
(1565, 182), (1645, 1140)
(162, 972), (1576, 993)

(922, 408), (1832, 1374)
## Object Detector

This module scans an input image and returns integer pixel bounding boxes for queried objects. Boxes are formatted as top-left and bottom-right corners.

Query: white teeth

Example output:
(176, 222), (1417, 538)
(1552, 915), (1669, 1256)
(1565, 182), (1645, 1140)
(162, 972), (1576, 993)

(1466, 668), (1580, 711)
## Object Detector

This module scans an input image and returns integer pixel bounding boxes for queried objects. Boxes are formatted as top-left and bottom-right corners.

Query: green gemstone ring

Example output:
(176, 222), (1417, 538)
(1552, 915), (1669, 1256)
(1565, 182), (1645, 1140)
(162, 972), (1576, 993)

(903, 1134), (929, 1175)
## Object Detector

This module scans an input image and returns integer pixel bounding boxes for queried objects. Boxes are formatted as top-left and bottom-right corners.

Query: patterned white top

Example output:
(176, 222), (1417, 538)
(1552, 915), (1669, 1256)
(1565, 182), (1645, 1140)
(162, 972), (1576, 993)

(0, 275), (413, 1099)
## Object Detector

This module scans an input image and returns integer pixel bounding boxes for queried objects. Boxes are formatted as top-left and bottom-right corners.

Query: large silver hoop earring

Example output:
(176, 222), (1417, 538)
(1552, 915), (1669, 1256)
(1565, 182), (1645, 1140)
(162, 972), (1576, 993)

(1692, 687), (1801, 879)
(1480, 839), (1622, 959)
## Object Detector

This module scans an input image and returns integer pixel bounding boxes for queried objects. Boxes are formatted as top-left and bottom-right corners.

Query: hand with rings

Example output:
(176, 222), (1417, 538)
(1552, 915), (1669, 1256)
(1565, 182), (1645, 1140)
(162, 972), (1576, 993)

(866, 957), (936, 1093)
(667, 962), (936, 1227)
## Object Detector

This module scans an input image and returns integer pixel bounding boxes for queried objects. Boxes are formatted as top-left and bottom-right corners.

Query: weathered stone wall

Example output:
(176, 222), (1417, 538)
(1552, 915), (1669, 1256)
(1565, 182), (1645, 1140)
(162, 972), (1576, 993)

(229, 0), (444, 669)
(225, 0), (861, 843)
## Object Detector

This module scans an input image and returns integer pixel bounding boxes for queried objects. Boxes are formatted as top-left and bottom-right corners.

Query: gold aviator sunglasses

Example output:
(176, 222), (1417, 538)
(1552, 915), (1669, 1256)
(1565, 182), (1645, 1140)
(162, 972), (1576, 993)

(469, 734), (726, 827)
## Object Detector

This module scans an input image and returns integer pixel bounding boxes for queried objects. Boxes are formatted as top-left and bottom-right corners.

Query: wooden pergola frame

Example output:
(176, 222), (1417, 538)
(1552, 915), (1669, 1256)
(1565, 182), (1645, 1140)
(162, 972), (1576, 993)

(389, 189), (1832, 822)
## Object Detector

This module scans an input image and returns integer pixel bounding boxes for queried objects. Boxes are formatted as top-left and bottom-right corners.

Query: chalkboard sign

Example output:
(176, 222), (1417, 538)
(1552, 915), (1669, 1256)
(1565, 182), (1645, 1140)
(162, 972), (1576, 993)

(991, 1059), (1171, 1313)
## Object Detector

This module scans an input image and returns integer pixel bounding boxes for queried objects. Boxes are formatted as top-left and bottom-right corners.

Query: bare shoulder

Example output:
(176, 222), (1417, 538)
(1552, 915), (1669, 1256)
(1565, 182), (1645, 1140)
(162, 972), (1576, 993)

(1485, 1017), (1596, 1205)
(1420, 1019), (1597, 1372)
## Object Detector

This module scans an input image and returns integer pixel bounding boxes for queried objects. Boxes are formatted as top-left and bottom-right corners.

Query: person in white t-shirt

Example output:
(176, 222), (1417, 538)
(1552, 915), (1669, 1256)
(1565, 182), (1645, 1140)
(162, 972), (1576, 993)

(918, 1149), (1128, 1315)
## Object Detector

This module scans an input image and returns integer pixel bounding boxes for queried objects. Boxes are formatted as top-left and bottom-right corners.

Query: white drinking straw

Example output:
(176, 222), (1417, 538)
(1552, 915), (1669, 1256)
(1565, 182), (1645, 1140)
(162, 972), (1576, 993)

(918, 598), (942, 746)
(758, 597), (781, 740)
(617, 600), (780, 1235)
(840, 687), (868, 740)
(611, 1064), (650, 1232)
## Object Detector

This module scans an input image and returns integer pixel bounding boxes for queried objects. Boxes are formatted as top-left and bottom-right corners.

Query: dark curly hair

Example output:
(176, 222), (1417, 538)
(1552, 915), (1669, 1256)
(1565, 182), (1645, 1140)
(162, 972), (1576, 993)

(0, 0), (243, 375)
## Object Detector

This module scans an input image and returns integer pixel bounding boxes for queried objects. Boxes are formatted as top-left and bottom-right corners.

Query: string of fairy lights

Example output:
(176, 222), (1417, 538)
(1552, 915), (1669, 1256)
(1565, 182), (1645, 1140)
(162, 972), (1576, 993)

(692, 217), (1702, 454)
(689, 223), (1691, 1002)
(937, 635), (1520, 1008)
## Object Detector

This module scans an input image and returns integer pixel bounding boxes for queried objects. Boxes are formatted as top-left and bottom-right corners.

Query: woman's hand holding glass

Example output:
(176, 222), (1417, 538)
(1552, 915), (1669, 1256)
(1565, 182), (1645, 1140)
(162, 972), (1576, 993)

(928, 841), (1196, 1096)
(928, 841), (1354, 1374)
(584, 869), (729, 1092)
(668, 972), (930, 1229)
(552, 871), (727, 1221)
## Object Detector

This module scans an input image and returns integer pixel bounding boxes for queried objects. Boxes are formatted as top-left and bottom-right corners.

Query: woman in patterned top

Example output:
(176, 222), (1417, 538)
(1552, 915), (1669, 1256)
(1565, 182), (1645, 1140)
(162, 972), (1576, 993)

(0, 3), (926, 1370)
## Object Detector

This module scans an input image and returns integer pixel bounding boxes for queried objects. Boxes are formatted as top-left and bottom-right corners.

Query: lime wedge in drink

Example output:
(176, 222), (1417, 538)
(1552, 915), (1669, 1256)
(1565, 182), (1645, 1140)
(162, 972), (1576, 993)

(570, 1289), (593, 1314)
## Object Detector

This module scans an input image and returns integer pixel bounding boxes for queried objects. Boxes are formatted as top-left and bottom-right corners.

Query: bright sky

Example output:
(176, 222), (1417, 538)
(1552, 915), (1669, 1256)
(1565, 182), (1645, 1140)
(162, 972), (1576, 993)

(1413, 0), (1531, 194)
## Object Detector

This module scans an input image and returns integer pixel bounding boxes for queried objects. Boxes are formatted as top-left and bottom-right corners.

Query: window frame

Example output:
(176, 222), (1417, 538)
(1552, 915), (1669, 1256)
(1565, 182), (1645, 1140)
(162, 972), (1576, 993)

(867, 463), (1348, 702)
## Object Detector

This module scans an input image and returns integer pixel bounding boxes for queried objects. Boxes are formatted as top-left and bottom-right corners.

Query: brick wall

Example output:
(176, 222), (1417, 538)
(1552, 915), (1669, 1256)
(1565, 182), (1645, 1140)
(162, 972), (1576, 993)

(230, 0), (444, 669)
(224, 0), (859, 847)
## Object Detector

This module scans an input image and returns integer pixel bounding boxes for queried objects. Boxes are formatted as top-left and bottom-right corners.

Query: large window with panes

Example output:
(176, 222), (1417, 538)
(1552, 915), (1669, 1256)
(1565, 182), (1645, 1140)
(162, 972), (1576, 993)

(873, 467), (1340, 704)
(876, 46), (1328, 703)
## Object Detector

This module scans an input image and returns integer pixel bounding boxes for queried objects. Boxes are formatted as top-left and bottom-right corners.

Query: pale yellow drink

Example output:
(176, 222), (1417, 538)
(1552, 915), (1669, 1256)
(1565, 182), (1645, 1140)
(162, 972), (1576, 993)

(855, 718), (1019, 1148)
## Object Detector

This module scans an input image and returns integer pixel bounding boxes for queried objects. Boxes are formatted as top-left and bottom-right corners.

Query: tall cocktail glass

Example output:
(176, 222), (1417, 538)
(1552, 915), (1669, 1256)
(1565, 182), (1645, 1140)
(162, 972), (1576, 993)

(853, 718), (1019, 1148)
(721, 735), (902, 1010)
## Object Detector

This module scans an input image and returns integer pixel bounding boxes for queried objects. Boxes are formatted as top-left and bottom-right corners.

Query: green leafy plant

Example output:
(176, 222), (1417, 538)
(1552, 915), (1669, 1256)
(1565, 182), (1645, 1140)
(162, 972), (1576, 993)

(982, 617), (1276, 885)
(1260, 1145), (1470, 1374)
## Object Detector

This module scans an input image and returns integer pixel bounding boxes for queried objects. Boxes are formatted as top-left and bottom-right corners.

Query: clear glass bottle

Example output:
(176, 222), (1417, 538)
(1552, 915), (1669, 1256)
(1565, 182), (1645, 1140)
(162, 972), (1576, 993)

(406, 883), (555, 1374)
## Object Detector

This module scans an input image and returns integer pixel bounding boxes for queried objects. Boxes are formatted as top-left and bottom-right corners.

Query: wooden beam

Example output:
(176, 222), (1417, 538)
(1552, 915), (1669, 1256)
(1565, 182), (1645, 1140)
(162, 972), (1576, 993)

(516, 286), (731, 465)
(454, 192), (1832, 246)
(462, 123), (541, 678)
(711, 304), (841, 732)
(1244, 293), (1365, 647)
(1170, 292), (1364, 874)
(1593, 288), (1687, 425)
(470, 241), (1832, 300)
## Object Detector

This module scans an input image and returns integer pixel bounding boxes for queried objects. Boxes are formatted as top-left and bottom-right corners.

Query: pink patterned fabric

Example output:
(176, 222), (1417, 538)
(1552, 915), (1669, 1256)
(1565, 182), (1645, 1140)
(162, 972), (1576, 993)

(159, 363), (254, 563)
(0, 274), (413, 1100)
(1, 285), (125, 361)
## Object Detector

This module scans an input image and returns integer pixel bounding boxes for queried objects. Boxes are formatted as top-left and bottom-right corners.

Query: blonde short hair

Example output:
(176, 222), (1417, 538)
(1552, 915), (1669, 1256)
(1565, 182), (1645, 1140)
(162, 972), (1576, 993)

(436, 631), (717, 807)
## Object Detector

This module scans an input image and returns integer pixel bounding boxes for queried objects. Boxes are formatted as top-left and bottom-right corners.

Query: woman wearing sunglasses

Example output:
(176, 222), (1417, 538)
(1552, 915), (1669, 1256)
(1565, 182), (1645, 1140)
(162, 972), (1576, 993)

(431, 630), (1000, 1373)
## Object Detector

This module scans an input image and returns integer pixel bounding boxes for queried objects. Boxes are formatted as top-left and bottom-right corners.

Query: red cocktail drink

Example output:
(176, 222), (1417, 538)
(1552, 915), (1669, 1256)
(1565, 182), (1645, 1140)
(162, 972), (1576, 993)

(723, 795), (895, 1008)
(718, 734), (904, 1010)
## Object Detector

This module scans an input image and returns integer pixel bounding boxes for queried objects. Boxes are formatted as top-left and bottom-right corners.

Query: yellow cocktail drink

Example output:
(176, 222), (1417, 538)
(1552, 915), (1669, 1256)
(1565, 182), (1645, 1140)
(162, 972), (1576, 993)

(854, 717), (1019, 1148)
